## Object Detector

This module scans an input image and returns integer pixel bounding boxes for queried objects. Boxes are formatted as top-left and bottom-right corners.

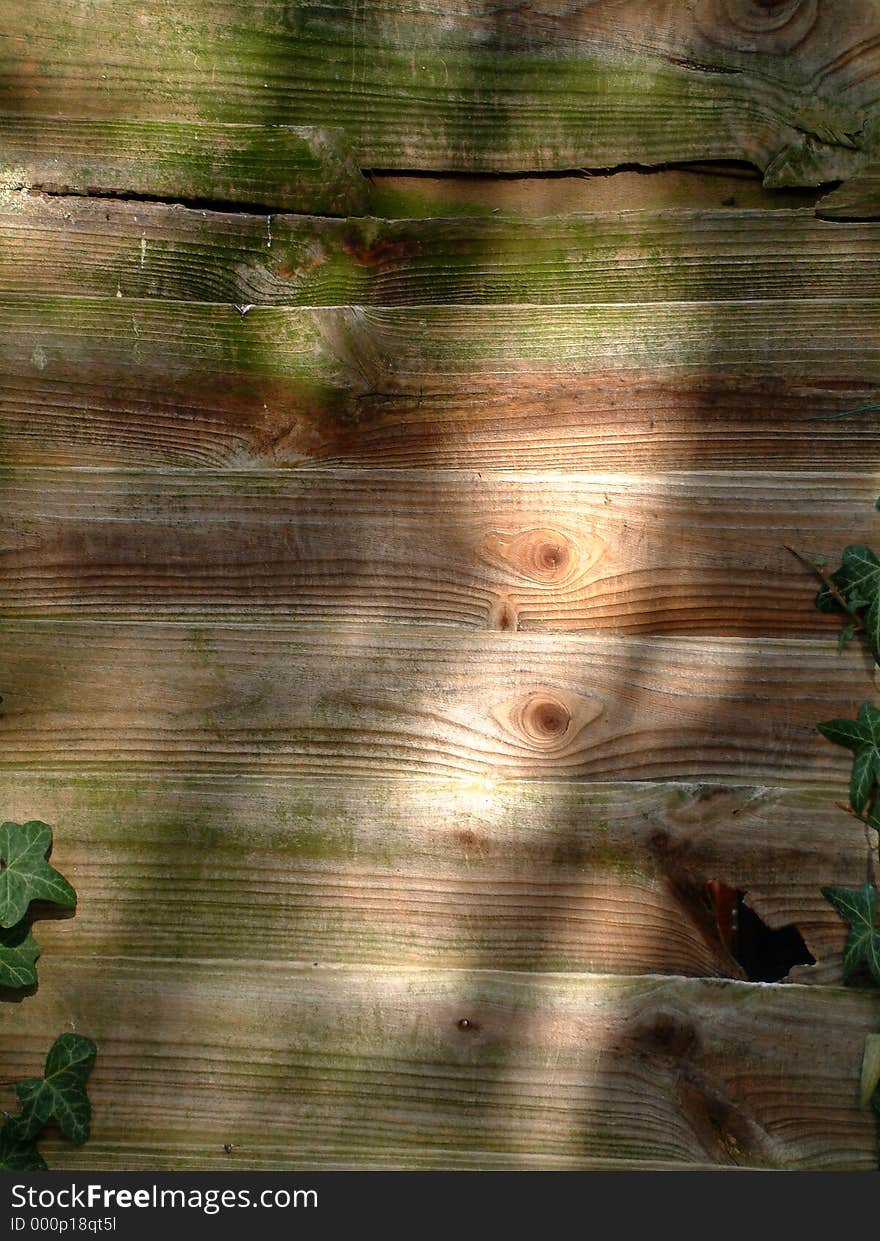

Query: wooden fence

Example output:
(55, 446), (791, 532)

(1, 0), (879, 1169)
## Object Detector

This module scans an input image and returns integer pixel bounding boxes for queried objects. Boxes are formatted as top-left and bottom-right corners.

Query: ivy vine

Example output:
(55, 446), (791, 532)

(798, 514), (880, 1157)
(0, 820), (96, 1170)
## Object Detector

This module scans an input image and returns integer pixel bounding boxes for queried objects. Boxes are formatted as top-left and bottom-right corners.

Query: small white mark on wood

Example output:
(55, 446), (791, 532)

(31, 345), (46, 370)
(266, 215), (273, 249)
(140, 237), (147, 267)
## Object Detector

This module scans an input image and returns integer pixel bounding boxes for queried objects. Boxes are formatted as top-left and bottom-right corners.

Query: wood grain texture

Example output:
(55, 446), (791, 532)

(3, 198), (878, 305)
(0, 120), (368, 213)
(0, 621), (869, 783)
(369, 166), (824, 218)
(3, 296), (880, 469)
(817, 166), (880, 219)
(1, 959), (877, 1169)
(2, 774), (873, 982)
(1, 468), (877, 636)
(1, 1), (878, 181)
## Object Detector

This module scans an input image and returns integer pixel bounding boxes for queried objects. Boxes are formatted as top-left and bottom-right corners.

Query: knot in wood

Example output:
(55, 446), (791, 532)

(491, 687), (605, 759)
(481, 526), (584, 586)
(695, 0), (817, 51)
(520, 693), (571, 744)
(637, 1010), (700, 1060)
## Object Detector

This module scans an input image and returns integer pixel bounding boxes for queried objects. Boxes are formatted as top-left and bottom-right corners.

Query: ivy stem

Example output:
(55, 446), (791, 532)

(783, 543), (865, 630)
(813, 403), (880, 422)
(834, 802), (880, 882)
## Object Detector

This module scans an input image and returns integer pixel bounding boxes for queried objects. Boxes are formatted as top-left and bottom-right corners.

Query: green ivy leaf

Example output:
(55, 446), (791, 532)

(851, 747), (879, 815)
(0, 1120), (45, 1171)
(818, 703), (880, 817)
(859, 700), (880, 741)
(0, 919), (40, 989)
(817, 717), (866, 750)
(815, 546), (880, 662)
(0, 821), (76, 929)
(822, 883), (880, 984)
(5, 1034), (96, 1145)
(815, 545), (879, 611)
(842, 545), (880, 606)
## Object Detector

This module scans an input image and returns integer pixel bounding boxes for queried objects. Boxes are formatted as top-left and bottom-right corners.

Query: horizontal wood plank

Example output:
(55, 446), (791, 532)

(368, 167), (824, 219)
(1, 960), (877, 1169)
(0, 120), (368, 214)
(0, 622), (869, 783)
(816, 167), (880, 220)
(3, 297), (880, 469)
(1, 468), (877, 636)
(3, 199), (879, 305)
(2, 1), (878, 182)
(2, 774), (872, 982)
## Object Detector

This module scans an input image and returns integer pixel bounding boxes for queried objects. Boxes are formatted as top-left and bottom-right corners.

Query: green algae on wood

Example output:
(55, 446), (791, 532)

(5, 294), (880, 468)
(4, 0), (880, 181)
(0, 773), (869, 981)
(5, 198), (880, 306)
(4, 958), (878, 1169)
(0, 118), (368, 214)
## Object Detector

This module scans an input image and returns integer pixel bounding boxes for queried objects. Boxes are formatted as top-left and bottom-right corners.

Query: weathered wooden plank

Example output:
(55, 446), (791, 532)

(1, 960), (877, 1169)
(2, 296), (880, 468)
(816, 166), (880, 220)
(2, 774), (871, 982)
(1, 468), (876, 636)
(369, 167), (823, 219)
(0, 120), (368, 214)
(1, 1), (878, 182)
(3, 198), (878, 305)
(0, 622), (868, 783)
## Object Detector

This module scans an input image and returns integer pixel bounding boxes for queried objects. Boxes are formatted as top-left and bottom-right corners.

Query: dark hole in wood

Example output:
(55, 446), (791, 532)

(708, 881), (815, 982)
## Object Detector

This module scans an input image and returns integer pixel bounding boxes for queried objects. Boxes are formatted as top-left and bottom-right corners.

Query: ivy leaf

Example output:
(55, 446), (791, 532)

(821, 883), (880, 984)
(0, 919), (40, 989)
(4, 1034), (97, 1145)
(815, 546), (880, 663)
(0, 821), (76, 929)
(841, 545), (880, 608)
(815, 545), (879, 613)
(818, 703), (880, 816)
(817, 716), (867, 751)
(0, 1120), (45, 1171)
(851, 747), (879, 815)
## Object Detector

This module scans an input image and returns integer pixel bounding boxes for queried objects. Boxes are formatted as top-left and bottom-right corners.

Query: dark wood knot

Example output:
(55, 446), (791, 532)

(696, 0), (818, 51)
